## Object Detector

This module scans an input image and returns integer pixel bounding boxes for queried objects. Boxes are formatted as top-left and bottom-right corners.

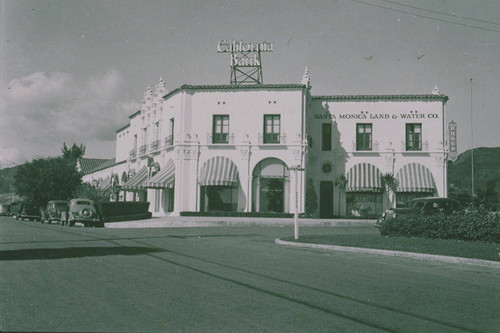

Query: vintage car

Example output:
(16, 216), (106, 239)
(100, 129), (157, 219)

(0, 204), (10, 216)
(17, 203), (41, 221)
(9, 202), (21, 218)
(378, 197), (461, 222)
(67, 198), (101, 227)
(43, 200), (68, 224)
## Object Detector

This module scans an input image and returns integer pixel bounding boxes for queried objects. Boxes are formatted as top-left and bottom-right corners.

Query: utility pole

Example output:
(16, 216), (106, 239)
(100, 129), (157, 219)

(470, 78), (474, 207)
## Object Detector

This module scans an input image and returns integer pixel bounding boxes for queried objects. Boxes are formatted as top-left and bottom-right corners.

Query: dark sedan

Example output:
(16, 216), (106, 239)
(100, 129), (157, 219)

(379, 197), (461, 222)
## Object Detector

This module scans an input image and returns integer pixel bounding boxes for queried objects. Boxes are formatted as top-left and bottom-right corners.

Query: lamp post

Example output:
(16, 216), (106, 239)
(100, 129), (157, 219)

(288, 165), (304, 240)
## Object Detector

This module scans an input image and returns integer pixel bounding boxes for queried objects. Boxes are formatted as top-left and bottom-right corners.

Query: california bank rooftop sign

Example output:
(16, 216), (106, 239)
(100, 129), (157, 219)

(217, 40), (274, 53)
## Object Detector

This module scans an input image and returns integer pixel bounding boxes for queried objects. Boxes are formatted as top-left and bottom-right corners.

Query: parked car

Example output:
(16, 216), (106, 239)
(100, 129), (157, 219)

(0, 204), (10, 216)
(17, 203), (41, 221)
(67, 198), (101, 227)
(379, 197), (461, 222)
(43, 200), (68, 224)
(9, 202), (21, 218)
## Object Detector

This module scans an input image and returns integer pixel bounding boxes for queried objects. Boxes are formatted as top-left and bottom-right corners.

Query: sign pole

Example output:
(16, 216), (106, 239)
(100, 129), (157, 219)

(294, 167), (298, 240)
(288, 165), (303, 240)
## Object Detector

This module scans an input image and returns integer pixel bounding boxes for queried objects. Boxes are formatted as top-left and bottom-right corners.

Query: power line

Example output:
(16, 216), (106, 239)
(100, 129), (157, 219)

(378, 0), (500, 26)
(347, 0), (500, 33)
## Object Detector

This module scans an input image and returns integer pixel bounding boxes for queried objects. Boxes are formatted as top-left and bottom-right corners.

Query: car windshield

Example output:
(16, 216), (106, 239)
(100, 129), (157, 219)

(55, 203), (67, 209)
(75, 201), (91, 206)
(410, 201), (425, 209)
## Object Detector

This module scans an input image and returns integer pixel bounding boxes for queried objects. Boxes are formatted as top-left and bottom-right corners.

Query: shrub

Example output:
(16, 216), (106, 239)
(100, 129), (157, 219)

(96, 201), (151, 222)
(376, 210), (500, 243)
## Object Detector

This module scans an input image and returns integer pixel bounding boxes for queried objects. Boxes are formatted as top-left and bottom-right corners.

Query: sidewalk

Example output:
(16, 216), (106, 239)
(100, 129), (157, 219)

(104, 216), (377, 228)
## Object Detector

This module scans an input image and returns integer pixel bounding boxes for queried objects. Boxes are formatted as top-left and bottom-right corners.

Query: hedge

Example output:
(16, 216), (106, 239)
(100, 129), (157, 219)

(97, 202), (151, 222)
(376, 210), (500, 243)
(180, 211), (294, 218)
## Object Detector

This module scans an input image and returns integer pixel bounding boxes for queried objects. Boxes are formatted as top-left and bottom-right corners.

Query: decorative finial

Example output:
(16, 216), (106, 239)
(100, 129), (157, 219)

(156, 77), (167, 96)
(432, 84), (440, 95)
(301, 66), (311, 88)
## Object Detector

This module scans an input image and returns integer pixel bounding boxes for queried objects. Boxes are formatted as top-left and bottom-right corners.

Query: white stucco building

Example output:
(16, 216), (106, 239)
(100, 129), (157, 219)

(82, 70), (449, 218)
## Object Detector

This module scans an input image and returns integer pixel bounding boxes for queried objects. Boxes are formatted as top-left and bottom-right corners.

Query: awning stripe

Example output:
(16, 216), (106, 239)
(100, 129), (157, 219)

(121, 166), (148, 191)
(143, 160), (175, 188)
(396, 163), (436, 192)
(199, 156), (239, 186)
(346, 163), (383, 192)
(98, 176), (111, 191)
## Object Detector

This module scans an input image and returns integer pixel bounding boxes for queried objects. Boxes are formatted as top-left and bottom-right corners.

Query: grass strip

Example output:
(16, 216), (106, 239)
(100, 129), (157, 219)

(283, 234), (500, 262)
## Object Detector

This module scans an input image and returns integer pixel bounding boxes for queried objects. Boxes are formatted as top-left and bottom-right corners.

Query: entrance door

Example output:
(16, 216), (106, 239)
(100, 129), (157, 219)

(259, 178), (284, 213)
(320, 181), (333, 218)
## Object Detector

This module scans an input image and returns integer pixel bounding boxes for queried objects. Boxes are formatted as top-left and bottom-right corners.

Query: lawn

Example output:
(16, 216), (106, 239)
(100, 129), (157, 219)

(283, 228), (500, 262)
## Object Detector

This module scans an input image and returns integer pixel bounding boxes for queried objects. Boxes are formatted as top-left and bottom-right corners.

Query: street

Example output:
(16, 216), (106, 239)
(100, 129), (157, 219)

(1, 217), (499, 332)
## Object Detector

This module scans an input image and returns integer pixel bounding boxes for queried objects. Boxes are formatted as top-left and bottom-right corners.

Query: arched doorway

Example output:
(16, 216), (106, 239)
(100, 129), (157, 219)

(252, 158), (289, 213)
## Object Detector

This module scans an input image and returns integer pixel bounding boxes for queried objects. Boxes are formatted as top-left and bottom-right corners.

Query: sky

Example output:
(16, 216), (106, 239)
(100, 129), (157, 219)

(1, 0), (499, 167)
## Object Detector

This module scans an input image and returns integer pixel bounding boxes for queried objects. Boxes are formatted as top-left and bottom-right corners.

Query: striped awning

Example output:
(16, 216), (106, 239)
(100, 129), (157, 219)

(346, 163), (383, 192)
(199, 156), (239, 186)
(143, 160), (175, 189)
(98, 176), (111, 191)
(396, 163), (436, 193)
(121, 166), (148, 191)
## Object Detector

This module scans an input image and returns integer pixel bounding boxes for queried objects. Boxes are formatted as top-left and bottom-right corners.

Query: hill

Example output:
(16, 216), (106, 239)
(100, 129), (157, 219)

(448, 147), (500, 208)
(0, 165), (21, 194)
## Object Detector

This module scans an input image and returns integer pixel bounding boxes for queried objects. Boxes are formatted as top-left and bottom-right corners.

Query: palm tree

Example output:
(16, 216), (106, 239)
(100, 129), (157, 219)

(334, 174), (348, 216)
(382, 173), (398, 208)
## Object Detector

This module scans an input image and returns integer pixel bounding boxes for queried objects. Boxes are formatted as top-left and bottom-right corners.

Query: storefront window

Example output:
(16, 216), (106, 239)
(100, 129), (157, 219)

(346, 192), (383, 217)
(356, 123), (372, 151)
(406, 123), (422, 151)
(200, 186), (237, 212)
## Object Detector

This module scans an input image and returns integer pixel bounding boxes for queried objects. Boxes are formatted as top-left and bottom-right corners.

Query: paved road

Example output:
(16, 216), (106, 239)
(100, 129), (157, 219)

(1, 217), (499, 332)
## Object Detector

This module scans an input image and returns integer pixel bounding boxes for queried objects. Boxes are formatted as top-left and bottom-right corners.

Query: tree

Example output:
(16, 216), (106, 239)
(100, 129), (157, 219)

(72, 183), (111, 203)
(334, 174), (348, 216)
(62, 142), (86, 160)
(382, 173), (398, 208)
(14, 157), (82, 208)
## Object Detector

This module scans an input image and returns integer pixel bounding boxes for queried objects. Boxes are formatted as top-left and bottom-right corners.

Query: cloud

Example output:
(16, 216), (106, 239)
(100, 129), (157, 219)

(0, 71), (140, 165)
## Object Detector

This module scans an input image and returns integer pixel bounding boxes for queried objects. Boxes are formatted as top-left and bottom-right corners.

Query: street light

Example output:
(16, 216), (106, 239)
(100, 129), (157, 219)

(288, 165), (304, 240)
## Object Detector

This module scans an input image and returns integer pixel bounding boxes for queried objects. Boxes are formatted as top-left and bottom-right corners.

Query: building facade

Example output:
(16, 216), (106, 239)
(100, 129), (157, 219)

(82, 71), (449, 218)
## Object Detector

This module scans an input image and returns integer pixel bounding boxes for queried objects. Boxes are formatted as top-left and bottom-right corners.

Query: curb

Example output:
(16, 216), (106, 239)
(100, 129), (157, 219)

(105, 219), (376, 228)
(274, 238), (500, 269)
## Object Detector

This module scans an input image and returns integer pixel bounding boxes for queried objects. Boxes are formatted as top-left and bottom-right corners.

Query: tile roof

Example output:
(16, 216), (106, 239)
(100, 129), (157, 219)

(115, 123), (130, 133)
(87, 159), (127, 174)
(311, 94), (449, 102)
(78, 158), (111, 175)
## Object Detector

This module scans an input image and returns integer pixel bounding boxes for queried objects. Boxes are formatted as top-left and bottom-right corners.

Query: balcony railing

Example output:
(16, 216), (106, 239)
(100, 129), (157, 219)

(401, 140), (429, 152)
(150, 140), (160, 152)
(206, 133), (234, 144)
(352, 140), (379, 151)
(164, 135), (174, 148)
(258, 133), (287, 145)
(139, 144), (147, 155)
(129, 149), (137, 159)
